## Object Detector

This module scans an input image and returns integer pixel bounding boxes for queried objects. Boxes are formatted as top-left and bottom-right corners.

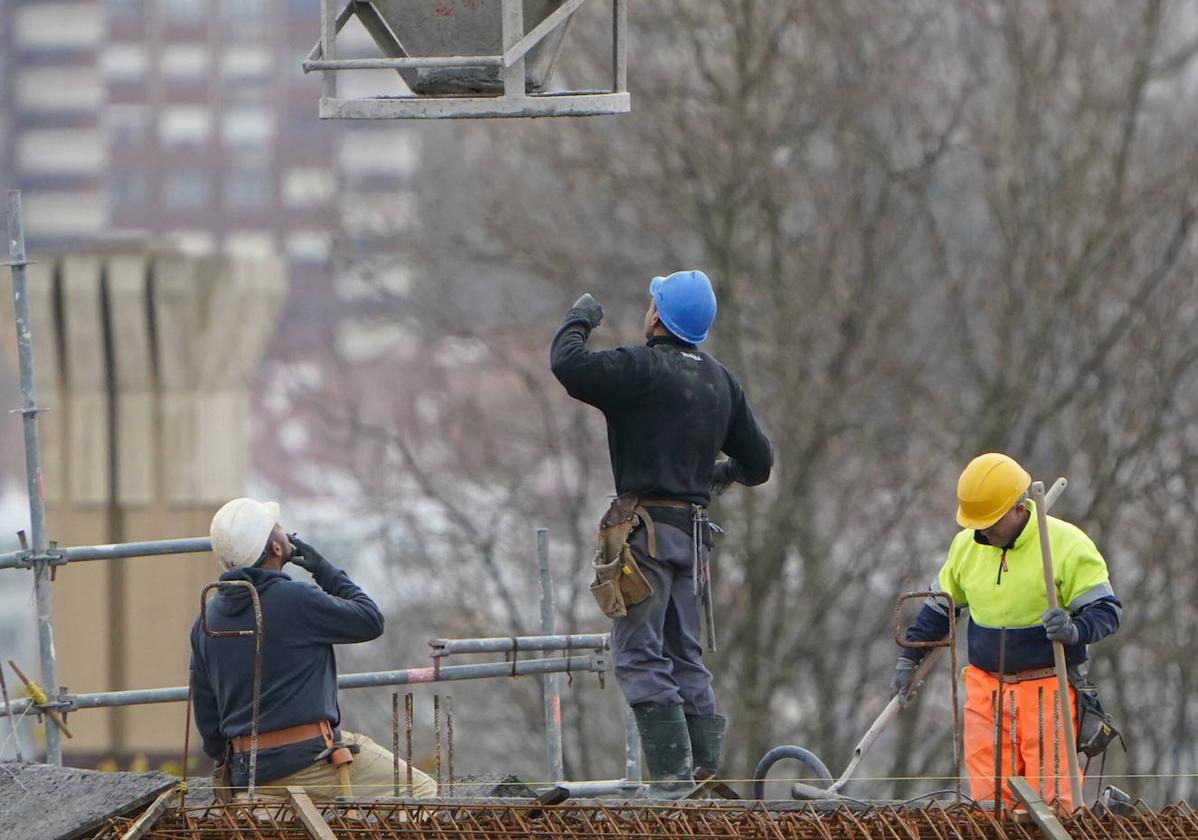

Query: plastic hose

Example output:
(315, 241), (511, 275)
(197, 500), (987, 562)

(752, 745), (833, 800)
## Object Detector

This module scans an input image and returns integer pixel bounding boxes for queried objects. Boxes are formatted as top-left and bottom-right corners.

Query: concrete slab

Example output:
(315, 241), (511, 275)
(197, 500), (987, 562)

(0, 761), (175, 840)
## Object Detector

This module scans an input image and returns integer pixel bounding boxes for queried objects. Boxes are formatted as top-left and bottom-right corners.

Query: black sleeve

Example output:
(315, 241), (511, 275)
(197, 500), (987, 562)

(1074, 598), (1121, 645)
(719, 381), (773, 486)
(550, 317), (648, 409)
(899, 602), (953, 664)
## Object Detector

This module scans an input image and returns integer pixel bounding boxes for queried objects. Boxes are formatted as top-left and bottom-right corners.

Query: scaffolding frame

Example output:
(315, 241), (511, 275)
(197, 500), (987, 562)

(1, 192), (639, 794)
(305, 0), (630, 119)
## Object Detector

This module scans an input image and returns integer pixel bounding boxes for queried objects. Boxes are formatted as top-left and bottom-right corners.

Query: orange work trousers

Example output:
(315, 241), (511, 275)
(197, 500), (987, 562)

(962, 665), (1079, 810)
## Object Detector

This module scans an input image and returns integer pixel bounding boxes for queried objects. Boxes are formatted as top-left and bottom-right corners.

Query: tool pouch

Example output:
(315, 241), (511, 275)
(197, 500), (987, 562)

(589, 495), (654, 619)
(317, 722), (358, 767)
(1070, 667), (1122, 757)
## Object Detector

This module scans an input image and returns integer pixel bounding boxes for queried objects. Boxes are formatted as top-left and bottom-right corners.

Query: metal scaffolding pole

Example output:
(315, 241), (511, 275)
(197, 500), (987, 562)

(0, 536), (212, 570)
(428, 634), (607, 655)
(538, 528), (565, 784)
(5, 191), (60, 765)
(0, 654), (608, 719)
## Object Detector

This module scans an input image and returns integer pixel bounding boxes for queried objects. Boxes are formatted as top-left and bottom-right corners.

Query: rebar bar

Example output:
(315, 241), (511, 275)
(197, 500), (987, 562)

(996, 626), (1007, 812)
(1009, 691), (1017, 781)
(200, 581), (263, 799)
(433, 694), (442, 790)
(1038, 685), (1045, 801)
(0, 662), (22, 760)
(86, 800), (1198, 840)
(404, 692), (413, 793)
(992, 689), (1001, 812)
(392, 692), (399, 797)
(446, 695), (454, 796)
(1053, 688), (1061, 806)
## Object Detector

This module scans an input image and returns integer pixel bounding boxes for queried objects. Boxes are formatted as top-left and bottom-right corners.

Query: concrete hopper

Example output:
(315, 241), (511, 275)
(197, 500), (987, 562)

(371, 0), (575, 95)
(307, 0), (630, 119)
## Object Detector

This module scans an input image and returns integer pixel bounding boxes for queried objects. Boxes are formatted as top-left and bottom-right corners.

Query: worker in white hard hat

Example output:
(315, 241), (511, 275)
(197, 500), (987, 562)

(190, 497), (438, 802)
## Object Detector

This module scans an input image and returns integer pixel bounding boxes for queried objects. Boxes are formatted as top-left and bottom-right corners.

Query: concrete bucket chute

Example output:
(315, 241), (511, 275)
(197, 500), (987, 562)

(370, 0), (575, 96)
(307, 0), (630, 118)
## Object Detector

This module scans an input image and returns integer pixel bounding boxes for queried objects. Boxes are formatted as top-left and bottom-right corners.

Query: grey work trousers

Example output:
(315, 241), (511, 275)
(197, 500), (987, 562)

(610, 522), (716, 716)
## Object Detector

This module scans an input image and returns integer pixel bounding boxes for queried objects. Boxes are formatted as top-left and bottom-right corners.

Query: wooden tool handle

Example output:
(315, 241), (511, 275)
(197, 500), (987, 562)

(1030, 481), (1082, 809)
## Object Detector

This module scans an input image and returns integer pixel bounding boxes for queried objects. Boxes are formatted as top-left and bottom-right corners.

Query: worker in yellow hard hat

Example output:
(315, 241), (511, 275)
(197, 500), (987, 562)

(891, 454), (1122, 810)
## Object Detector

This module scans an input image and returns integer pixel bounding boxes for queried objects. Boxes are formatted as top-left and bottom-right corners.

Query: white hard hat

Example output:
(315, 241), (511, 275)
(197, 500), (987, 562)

(209, 498), (281, 570)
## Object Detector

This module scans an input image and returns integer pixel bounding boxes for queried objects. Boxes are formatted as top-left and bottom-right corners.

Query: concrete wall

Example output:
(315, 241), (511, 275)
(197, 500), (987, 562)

(1, 246), (285, 764)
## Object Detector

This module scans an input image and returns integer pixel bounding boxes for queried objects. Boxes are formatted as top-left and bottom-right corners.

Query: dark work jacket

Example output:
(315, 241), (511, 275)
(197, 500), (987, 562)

(550, 316), (773, 508)
(189, 560), (384, 788)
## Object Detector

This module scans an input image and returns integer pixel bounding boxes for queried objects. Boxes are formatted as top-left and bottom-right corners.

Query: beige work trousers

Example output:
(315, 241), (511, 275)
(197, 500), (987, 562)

(236, 730), (438, 802)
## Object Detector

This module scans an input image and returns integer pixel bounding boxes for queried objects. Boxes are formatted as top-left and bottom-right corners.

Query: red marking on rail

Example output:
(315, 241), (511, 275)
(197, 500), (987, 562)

(433, 1), (453, 16)
(551, 696), (562, 726)
(408, 668), (436, 683)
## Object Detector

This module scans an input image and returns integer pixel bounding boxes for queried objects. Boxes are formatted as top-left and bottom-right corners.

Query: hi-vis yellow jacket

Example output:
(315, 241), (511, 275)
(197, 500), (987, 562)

(906, 500), (1121, 673)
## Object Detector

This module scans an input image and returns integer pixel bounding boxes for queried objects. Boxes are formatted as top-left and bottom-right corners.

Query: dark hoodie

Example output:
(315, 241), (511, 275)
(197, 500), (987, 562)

(189, 556), (384, 788)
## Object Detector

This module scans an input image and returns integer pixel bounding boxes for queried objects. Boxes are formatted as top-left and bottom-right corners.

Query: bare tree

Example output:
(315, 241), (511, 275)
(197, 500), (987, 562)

(288, 0), (1198, 801)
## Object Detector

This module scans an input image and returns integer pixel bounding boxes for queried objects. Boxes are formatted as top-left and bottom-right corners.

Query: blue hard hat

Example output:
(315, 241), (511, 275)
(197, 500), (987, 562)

(649, 270), (717, 344)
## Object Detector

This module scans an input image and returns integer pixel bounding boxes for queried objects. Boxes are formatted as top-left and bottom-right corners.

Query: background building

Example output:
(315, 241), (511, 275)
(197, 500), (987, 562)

(0, 0), (418, 765)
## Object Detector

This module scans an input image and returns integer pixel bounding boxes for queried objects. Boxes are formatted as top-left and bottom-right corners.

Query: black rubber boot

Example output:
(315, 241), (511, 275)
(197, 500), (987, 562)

(686, 713), (727, 777)
(632, 703), (694, 797)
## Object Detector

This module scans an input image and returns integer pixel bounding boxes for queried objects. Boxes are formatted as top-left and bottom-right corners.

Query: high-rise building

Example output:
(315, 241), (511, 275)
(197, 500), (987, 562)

(0, 0), (419, 349)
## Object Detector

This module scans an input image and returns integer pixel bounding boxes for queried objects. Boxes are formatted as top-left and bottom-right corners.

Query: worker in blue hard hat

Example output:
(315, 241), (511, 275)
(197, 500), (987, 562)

(550, 269), (773, 796)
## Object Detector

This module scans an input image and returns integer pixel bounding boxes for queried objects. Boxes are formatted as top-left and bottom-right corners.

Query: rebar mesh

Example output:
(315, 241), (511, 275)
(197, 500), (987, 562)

(81, 799), (1198, 840)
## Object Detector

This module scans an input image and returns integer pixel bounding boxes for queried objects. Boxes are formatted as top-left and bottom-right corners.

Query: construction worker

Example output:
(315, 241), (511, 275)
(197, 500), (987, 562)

(550, 270), (773, 795)
(891, 453), (1121, 810)
(190, 498), (438, 802)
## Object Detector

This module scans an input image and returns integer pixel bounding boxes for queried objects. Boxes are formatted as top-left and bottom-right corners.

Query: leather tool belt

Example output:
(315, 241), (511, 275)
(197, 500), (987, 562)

(590, 493), (666, 619)
(232, 719), (354, 768)
(984, 666), (1058, 683)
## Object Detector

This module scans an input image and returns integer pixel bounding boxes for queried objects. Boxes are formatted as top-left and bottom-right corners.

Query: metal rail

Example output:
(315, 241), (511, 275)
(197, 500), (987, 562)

(428, 634), (608, 655)
(0, 653), (607, 719)
(0, 536), (212, 569)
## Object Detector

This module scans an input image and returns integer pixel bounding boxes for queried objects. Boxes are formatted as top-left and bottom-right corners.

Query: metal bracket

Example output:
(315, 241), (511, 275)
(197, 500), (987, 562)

(312, 0), (630, 119)
(15, 550), (69, 569)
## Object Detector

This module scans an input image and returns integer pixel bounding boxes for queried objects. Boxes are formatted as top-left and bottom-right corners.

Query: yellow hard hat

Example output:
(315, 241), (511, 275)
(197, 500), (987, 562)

(955, 453), (1031, 529)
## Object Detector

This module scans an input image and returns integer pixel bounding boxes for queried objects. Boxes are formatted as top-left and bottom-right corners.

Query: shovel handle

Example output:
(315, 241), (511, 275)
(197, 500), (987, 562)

(1031, 480), (1083, 809)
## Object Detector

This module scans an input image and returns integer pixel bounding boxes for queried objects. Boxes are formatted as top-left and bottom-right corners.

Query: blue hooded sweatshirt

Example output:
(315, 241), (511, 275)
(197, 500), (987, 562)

(189, 555), (384, 788)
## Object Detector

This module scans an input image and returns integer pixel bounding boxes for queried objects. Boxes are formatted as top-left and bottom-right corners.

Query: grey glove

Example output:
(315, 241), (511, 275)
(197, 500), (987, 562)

(890, 657), (919, 700)
(568, 293), (604, 329)
(288, 535), (327, 574)
(1042, 607), (1080, 645)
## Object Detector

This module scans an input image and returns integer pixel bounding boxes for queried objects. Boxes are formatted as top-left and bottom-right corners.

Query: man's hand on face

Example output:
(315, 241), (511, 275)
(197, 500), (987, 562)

(287, 535), (327, 574)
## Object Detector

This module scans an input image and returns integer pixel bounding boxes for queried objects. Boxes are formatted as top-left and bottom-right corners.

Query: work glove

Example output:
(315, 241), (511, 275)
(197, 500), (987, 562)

(288, 535), (328, 574)
(567, 293), (604, 329)
(889, 657), (919, 701)
(1041, 607), (1080, 645)
(712, 460), (736, 496)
